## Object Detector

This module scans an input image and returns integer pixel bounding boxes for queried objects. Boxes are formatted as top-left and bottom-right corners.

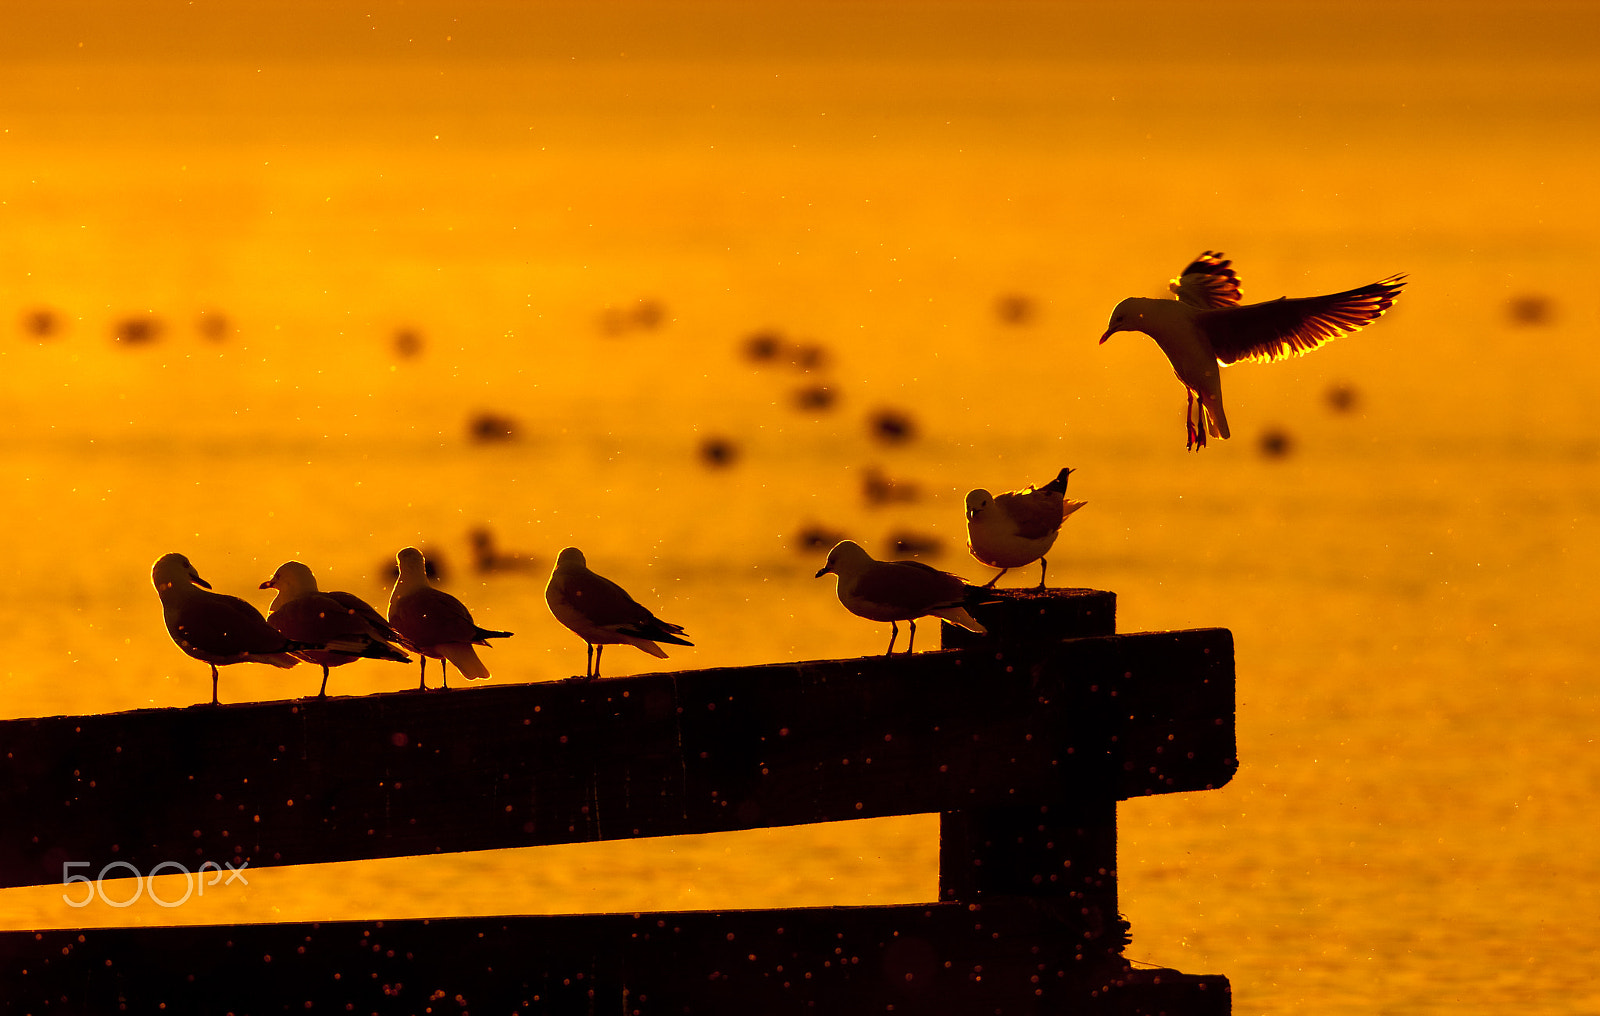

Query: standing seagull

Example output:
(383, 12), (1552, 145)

(815, 540), (988, 655)
(966, 467), (1087, 589)
(387, 547), (512, 689)
(545, 547), (693, 680)
(152, 553), (323, 705)
(260, 561), (411, 698)
(1100, 251), (1406, 449)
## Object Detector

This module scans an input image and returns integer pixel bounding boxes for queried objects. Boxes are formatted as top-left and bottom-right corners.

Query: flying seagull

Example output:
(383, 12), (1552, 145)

(260, 560), (411, 697)
(387, 547), (512, 689)
(966, 467), (1087, 589)
(546, 547), (693, 680)
(153, 552), (324, 705)
(815, 540), (988, 655)
(1100, 251), (1406, 449)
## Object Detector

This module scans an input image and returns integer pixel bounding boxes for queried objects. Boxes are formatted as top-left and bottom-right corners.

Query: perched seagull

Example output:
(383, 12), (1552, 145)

(545, 547), (693, 680)
(815, 540), (988, 655)
(1100, 251), (1406, 449)
(387, 547), (512, 689)
(260, 561), (411, 698)
(152, 552), (323, 705)
(966, 467), (1088, 589)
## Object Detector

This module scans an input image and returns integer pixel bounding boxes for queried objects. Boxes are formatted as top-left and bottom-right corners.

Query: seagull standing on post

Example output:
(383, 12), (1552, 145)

(966, 467), (1087, 589)
(815, 540), (988, 655)
(388, 547), (512, 689)
(1100, 251), (1406, 449)
(260, 561), (411, 698)
(545, 547), (693, 680)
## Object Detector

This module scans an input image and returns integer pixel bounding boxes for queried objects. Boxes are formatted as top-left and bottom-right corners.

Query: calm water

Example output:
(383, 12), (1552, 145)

(2, 3), (1599, 1012)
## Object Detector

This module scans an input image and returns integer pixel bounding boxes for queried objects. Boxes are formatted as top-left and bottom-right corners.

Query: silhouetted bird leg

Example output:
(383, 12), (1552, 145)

(585, 642), (595, 680)
(906, 619), (917, 654)
(1185, 389), (1199, 450)
(442, 660), (450, 690)
(982, 567), (1008, 589)
(318, 665), (330, 698)
(885, 621), (899, 656)
(210, 664), (220, 705)
(418, 656), (427, 691)
(595, 644), (605, 679)
(1037, 558), (1048, 590)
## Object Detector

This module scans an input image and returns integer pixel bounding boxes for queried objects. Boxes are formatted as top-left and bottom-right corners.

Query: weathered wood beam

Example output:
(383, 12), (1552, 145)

(0, 623), (1235, 890)
(0, 904), (1231, 1016)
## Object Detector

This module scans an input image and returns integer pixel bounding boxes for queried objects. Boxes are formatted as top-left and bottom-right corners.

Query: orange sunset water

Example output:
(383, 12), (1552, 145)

(2, 2), (1599, 1013)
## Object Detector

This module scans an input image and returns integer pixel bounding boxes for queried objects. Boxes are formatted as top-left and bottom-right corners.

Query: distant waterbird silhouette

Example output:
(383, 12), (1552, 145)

(468, 526), (538, 574)
(1100, 251), (1406, 449)
(152, 553), (324, 705)
(815, 540), (989, 655)
(260, 561), (411, 697)
(966, 467), (1087, 589)
(387, 547), (511, 689)
(545, 547), (693, 680)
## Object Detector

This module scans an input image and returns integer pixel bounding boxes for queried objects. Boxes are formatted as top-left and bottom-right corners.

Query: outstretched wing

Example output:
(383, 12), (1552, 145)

(1200, 275), (1406, 364)
(1170, 251), (1243, 309)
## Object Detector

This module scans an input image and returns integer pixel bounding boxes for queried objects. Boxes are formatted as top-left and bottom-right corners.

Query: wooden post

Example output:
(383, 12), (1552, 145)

(938, 590), (1125, 958)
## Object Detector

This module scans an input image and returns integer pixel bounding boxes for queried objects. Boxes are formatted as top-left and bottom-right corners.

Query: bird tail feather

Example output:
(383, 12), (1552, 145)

(932, 607), (986, 634)
(441, 643), (492, 680)
(1040, 467), (1073, 495)
(1201, 392), (1230, 440)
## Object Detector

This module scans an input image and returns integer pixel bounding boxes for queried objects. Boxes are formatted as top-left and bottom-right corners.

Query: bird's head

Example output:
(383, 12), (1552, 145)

(395, 547), (431, 583)
(1100, 298), (1145, 343)
(261, 560), (316, 594)
(815, 540), (868, 579)
(260, 560), (317, 610)
(152, 553), (209, 594)
(554, 547), (587, 572)
(964, 489), (993, 521)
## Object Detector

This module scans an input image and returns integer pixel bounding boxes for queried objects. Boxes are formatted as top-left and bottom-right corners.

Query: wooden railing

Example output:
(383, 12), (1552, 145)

(0, 588), (1236, 1014)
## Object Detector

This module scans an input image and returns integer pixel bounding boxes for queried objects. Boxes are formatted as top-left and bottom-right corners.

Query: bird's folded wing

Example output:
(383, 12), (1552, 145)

(1003, 492), (1067, 540)
(325, 591), (403, 642)
(1170, 251), (1243, 309)
(572, 570), (657, 628)
(617, 617), (693, 646)
(183, 594), (287, 653)
(855, 561), (962, 609)
(1200, 275), (1406, 365)
(395, 589), (478, 642)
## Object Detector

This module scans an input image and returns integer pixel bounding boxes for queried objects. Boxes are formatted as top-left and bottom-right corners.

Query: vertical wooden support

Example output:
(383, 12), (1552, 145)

(939, 589), (1127, 960)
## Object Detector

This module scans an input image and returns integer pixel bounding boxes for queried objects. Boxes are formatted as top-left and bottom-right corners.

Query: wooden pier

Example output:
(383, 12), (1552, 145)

(0, 588), (1236, 1014)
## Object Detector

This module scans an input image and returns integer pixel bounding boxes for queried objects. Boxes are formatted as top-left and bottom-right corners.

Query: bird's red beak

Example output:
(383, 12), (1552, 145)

(1099, 328), (1116, 344)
